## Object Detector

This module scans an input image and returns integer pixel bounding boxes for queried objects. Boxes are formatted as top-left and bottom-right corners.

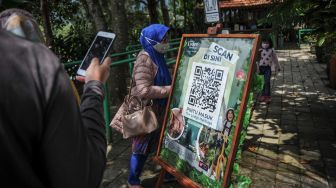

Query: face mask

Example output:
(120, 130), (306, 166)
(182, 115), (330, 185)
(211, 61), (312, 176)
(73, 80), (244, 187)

(262, 43), (269, 49)
(153, 43), (169, 54)
(141, 32), (169, 53)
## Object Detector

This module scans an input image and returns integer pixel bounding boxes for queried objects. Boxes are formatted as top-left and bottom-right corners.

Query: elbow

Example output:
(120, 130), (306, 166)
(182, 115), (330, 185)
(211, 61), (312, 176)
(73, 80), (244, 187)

(137, 87), (150, 99)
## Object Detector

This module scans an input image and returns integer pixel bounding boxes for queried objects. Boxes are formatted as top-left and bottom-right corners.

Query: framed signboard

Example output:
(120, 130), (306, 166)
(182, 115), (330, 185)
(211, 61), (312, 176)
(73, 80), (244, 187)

(153, 34), (260, 188)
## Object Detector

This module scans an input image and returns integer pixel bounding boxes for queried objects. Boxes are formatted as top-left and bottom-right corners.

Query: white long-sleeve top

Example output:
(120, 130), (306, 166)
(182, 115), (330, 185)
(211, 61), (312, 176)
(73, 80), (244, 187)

(259, 48), (281, 71)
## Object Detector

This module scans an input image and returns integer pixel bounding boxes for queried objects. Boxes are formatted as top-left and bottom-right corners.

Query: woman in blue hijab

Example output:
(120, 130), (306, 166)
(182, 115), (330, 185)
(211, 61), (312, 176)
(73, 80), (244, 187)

(127, 24), (172, 187)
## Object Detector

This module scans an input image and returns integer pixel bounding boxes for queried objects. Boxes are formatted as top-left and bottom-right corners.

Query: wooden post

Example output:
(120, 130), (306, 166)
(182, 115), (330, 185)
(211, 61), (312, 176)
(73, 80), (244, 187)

(155, 169), (166, 188)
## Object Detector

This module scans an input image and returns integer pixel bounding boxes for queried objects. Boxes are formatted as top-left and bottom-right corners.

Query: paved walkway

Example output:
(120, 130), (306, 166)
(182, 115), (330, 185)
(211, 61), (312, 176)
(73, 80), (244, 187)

(240, 45), (336, 188)
(100, 45), (336, 188)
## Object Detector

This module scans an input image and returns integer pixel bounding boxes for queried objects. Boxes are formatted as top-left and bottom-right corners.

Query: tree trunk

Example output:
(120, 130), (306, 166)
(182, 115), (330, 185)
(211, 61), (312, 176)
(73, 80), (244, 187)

(183, 0), (187, 29)
(108, 0), (129, 105)
(85, 0), (107, 31)
(147, 0), (159, 23)
(173, 0), (177, 27)
(40, 0), (53, 48)
(98, 0), (112, 28)
(160, 0), (170, 26)
(80, 0), (91, 18)
(193, 2), (205, 33)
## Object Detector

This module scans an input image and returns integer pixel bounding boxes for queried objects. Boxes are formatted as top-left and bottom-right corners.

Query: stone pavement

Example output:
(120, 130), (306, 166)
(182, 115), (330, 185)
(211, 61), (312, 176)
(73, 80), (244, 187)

(100, 45), (336, 188)
(240, 45), (336, 188)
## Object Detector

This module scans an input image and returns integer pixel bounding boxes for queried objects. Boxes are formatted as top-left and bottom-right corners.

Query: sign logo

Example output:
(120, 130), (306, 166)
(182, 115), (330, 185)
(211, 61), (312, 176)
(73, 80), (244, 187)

(185, 39), (201, 57)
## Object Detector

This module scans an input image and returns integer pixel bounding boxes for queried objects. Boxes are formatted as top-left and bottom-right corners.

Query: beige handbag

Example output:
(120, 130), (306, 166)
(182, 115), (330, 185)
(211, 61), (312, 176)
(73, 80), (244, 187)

(122, 96), (158, 139)
(110, 78), (158, 139)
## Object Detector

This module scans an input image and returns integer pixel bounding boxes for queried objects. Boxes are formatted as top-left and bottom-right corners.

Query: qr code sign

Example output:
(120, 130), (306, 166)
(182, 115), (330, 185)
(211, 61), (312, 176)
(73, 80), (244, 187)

(188, 66), (224, 112)
(183, 62), (228, 129)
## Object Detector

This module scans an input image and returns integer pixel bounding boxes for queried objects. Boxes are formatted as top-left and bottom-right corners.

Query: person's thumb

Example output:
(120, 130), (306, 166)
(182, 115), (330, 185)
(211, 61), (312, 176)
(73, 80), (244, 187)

(88, 58), (100, 69)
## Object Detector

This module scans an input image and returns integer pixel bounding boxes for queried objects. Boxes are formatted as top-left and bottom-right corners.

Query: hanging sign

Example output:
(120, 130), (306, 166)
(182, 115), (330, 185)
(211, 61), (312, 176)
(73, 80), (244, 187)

(204, 0), (220, 23)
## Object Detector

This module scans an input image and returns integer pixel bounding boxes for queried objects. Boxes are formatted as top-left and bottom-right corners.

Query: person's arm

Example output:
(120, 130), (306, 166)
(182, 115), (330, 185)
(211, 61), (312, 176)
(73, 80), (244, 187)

(40, 56), (110, 188)
(133, 54), (171, 99)
(80, 80), (107, 188)
(41, 70), (106, 188)
(79, 58), (111, 188)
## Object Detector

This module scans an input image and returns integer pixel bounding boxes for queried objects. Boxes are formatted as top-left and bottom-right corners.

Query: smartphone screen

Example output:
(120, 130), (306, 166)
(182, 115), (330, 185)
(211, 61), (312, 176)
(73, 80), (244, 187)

(77, 32), (116, 76)
(81, 36), (113, 70)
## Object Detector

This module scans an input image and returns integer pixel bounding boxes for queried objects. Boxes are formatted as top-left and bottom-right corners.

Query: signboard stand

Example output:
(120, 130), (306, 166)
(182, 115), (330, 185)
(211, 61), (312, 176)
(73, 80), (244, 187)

(154, 34), (260, 188)
(153, 157), (201, 188)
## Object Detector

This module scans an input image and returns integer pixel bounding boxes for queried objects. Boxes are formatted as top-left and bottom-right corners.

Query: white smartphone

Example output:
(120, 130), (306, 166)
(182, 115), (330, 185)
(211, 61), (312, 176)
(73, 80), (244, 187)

(77, 31), (116, 76)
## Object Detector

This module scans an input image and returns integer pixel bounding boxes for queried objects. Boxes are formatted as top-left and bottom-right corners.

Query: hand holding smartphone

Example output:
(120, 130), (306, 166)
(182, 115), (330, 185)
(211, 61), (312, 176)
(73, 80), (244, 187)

(77, 31), (116, 76)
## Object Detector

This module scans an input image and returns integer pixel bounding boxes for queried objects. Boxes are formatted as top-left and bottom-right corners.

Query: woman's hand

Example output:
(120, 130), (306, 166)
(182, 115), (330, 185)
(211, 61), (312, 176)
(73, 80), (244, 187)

(160, 85), (172, 95)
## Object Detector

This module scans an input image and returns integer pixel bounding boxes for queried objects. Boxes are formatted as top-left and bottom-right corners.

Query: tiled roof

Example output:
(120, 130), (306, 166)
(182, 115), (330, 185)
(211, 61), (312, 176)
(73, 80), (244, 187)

(219, 0), (273, 9)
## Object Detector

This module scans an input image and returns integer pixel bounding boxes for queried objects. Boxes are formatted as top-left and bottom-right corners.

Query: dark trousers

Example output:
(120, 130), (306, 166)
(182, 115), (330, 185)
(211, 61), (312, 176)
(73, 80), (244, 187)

(128, 153), (148, 185)
(259, 66), (272, 96)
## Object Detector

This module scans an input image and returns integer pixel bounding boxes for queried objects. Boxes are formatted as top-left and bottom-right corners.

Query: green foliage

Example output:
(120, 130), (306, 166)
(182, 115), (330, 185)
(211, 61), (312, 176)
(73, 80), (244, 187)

(189, 169), (222, 188)
(233, 163), (239, 175)
(1, 1), (203, 62)
(252, 74), (264, 93)
(161, 148), (221, 187)
(235, 175), (252, 188)
(259, 0), (321, 30)
(318, 36), (326, 47)
(125, 0), (150, 44)
(167, 0), (201, 34)
(227, 71), (258, 187)
(317, 32), (336, 47)
(302, 34), (317, 44)
(54, 21), (95, 63)
(261, 0), (336, 53)
(50, 1), (95, 62)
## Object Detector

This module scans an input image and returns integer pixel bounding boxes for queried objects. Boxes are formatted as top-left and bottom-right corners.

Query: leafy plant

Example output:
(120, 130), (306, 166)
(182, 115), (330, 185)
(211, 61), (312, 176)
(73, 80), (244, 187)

(260, 0), (335, 45)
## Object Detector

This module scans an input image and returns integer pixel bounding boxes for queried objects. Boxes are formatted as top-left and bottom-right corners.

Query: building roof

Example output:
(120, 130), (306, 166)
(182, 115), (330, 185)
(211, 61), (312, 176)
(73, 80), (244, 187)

(219, 0), (273, 9)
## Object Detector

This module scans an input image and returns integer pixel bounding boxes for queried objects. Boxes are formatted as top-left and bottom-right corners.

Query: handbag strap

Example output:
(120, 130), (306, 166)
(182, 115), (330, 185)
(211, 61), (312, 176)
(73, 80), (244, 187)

(125, 77), (144, 114)
(127, 64), (153, 107)
(127, 95), (143, 109)
(127, 77), (135, 101)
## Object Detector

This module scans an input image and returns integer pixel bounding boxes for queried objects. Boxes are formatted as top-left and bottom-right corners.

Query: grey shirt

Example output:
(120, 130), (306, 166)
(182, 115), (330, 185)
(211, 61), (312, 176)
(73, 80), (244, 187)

(0, 30), (106, 188)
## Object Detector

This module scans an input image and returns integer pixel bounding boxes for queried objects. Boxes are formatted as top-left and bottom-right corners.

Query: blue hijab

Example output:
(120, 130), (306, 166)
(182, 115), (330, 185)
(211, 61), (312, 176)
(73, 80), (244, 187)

(140, 24), (172, 105)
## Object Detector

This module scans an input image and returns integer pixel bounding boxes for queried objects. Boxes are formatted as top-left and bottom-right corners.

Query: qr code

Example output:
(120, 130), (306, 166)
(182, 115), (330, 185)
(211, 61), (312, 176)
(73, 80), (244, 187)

(188, 66), (224, 112)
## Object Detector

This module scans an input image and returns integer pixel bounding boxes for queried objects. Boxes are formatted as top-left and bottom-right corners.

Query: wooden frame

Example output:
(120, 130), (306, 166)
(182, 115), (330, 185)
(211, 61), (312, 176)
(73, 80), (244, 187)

(154, 34), (260, 188)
